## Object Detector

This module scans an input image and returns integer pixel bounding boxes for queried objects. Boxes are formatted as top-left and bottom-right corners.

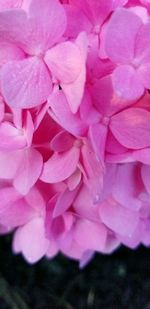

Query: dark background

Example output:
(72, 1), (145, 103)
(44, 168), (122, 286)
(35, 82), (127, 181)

(0, 236), (150, 309)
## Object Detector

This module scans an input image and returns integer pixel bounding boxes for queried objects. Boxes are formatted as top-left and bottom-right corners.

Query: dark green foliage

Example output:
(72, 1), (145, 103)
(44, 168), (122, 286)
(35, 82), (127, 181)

(0, 236), (150, 309)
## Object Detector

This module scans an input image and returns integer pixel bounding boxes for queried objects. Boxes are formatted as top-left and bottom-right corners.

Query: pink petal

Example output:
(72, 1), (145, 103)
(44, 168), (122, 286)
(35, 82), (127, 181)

(13, 148), (43, 195)
(73, 185), (100, 222)
(112, 163), (142, 211)
(81, 144), (103, 203)
(53, 187), (79, 218)
(0, 198), (35, 228)
(100, 197), (139, 237)
(13, 217), (49, 263)
(45, 41), (83, 84)
(67, 168), (81, 191)
(74, 219), (107, 252)
(0, 150), (22, 179)
(1, 57), (52, 108)
(112, 65), (144, 101)
(48, 90), (87, 136)
(138, 63), (150, 89)
(135, 22), (150, 64)
(0, 187), (20, 212)
(0, 122), (27, 150)
(70, 0), (113, 26)
(133, 148), (150, 164)
(0, 0), (22, 9)
(105, 8), (142, 63)
(64, 4), (91, 38)
(89, 123), (108, 164)
(40, 146), (80, 183)
(110, 107), (150, 149)
(50, 131), (74, 152)
(61, 32), (88, 113)
(0, 42), (25, 66)
(26, 0), (67, 52)
(61, 68), (86, 113)
(141, 164), (150, 194)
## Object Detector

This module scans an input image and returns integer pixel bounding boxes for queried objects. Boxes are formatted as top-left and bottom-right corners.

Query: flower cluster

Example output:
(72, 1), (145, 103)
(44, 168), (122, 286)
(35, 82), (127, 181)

(1, 0), (150, 265)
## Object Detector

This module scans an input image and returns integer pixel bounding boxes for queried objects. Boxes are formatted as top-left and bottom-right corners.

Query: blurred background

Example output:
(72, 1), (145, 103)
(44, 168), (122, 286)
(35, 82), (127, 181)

(0, 236), (150, 309)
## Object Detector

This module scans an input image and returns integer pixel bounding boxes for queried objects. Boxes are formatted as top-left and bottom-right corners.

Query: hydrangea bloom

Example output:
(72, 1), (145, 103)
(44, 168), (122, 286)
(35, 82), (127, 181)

(1, 0), (150, 265)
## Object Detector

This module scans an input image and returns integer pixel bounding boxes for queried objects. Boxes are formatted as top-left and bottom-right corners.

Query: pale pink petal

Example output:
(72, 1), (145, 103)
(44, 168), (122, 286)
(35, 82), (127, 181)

(0, 122), (27, 150)
(1, 57), (52, 108)
(105, 8), (142, 63)
(110, 107), (150, 149)
(0, 198), (35, 228)
(100, 197), (139, 237)
(74, 185), (99, 222)
(48, 90), (87, 136)
(40, 146), (80, 183)
(26, 0), (67, 52)
(45, 41), (83, 84)
(61, 32), (88, 113)
(67, 168), (81, 191)
(13, 218), (49, 263)
(0, 150), (22, 179)
(74, 219), (107, 252)
(112, 65), (144, 101)
(61, 68), (86, 113)
(13, 148), (43, 195)
(0, 187), (20, 212)
(0, 0), (22, 9)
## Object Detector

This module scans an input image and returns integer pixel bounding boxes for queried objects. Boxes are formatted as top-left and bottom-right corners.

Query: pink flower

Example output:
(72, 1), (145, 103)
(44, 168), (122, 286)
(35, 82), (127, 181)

(105, 8), (150, 100)
(0, 0), (150, 265)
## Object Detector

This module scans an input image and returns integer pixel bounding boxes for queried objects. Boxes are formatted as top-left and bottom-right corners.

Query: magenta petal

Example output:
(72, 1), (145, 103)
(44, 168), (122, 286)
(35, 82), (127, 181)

(100, 197), (139, 237)
(141, 164), (150, 194)
(50, 131), (74, 152)
(135, 22), (150, 64)
(13, 148), (43, 195)
(137, 63), (150, 89)
(112, 65), (144, 101)
(40, 146), (80, 183)
(133, 148), (150, 164)
(105, 8), (142, 63)
(13, 218), (49, 263)
(1, 57), (52, 108)
(110, 108), (150, 149)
